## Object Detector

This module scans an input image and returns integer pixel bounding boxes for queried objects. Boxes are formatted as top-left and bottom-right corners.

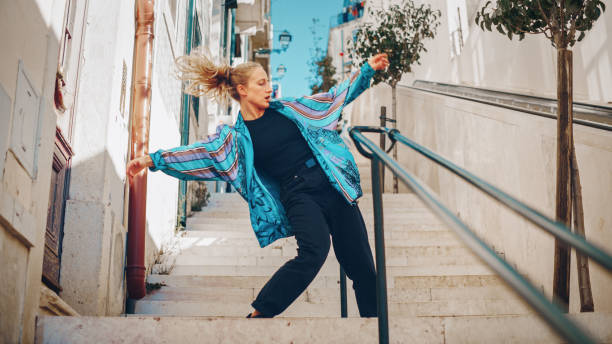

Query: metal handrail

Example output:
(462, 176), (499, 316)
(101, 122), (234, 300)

(403, 83), (612, 131)
(347, 125), (612, 344)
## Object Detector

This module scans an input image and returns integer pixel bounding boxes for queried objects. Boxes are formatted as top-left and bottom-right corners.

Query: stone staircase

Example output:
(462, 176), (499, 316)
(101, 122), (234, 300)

(132, 192), (527, 319)
(36, 158), (612, 342)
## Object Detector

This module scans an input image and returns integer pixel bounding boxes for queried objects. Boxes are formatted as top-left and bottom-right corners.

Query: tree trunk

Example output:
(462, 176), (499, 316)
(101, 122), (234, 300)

(571, 144), (594, 312)
(380, 106), (387, 194)
(391, 84), (398, 193)
(552, 48), (573, 312)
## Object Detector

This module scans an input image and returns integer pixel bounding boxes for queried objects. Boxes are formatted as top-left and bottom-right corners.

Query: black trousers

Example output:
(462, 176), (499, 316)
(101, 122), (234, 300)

(251, 162), (378, 317)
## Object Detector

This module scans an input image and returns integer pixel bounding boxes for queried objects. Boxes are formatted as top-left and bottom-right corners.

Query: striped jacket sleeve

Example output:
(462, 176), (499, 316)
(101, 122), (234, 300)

(148, 124), (239, 183)
(328, 61), (375, 107)
(281, 62), (375, 130)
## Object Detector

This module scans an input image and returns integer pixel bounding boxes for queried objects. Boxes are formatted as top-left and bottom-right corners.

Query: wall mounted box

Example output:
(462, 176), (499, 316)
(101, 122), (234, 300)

(10, 60), (42, 179)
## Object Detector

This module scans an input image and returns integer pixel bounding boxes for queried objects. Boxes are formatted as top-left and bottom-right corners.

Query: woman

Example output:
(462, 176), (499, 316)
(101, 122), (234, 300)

(127, 51), (389, 318)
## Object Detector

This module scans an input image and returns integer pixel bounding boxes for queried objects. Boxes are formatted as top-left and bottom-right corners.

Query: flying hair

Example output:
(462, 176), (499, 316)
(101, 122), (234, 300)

(174, 48), (262, 104)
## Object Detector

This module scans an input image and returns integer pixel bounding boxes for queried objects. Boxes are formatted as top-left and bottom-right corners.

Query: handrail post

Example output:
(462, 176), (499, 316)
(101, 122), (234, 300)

(371, 156), (389, 344)
(379, 107), (387, 193)
(340, 267), (347, 317)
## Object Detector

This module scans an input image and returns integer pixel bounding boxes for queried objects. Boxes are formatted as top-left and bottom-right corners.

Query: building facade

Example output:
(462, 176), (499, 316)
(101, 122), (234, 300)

(0, 0), (269, 342)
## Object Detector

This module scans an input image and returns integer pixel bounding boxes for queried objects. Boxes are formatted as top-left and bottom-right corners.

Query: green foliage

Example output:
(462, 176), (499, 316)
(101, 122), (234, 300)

(474, 0), (606, 48)
(310, 56), (338, 94)
(348, 0), (441, 87)
(308, 18), (338, 94)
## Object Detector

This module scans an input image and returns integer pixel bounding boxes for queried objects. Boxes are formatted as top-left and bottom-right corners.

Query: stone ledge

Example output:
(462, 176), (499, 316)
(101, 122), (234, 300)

(38, 283), (79, 317)
(35, 313), (612, 343)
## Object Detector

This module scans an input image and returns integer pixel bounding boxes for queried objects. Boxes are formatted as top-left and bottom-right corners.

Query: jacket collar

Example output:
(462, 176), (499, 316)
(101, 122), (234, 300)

(236, 100), (285, 129)
(268, 100), (284, 109)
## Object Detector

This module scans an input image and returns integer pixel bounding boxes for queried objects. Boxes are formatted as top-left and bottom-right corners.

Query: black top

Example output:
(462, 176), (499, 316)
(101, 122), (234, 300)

(244, 108), (315, 183)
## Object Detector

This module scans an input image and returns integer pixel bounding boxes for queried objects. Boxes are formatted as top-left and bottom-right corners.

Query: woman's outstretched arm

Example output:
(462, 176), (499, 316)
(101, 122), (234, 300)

(284, 53), (388, 130)
(333, 53), (388, 106)
(127, 124), (240, 184)
(307, 53), (388, 105)
(127, 154), (153, 182)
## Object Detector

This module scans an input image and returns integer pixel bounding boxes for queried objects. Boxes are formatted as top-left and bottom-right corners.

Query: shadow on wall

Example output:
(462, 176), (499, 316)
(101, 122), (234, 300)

(61, 145), (181, 315)
(60, 149), (130, 316)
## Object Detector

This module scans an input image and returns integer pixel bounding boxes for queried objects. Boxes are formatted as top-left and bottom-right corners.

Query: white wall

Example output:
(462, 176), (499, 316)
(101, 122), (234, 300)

(145, 0), (185, 266)
(0, 0), (65, 342)
(406, 0), (612, 103)
(333, 0), (612, 103)
(60, 0), (135, 316)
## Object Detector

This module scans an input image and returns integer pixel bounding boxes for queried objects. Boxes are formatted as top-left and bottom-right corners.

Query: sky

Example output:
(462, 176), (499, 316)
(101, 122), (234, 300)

(270, 0), (345, 97)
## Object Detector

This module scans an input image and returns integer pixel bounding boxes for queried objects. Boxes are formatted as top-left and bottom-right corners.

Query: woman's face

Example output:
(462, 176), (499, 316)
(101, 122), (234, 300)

(239, 67), (272, 109)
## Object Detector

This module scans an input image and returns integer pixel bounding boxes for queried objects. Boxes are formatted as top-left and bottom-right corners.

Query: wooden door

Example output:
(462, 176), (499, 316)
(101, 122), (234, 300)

(42, 128), (73, 292)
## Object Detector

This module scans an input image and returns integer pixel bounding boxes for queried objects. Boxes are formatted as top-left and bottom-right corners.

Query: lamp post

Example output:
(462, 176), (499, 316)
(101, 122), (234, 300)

(275, 64), (287, 79)
(278, 30), (292, 50)
(271, 64), (286, 99)
(254, 30), (293, 56)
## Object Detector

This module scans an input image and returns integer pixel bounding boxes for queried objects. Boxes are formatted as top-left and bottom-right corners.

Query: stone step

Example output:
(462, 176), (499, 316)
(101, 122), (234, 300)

(170, 245), (481, 266)
(204, 192), (422, 203)
(177, 230), (461, 249)
(183, 222), (450, 235)
(142, 285), (519, 305)
(188, 211), (439, 223)
(132, 297), (531, 318)
(173, 239), (466, 259)
(147, 274), (341, 289)
(186, 216), (446, 227)
(151, 264), (494, 278)
(201, 196), (428, 212)
(35, 313), (612, 344)
(158, 252), (482, 272)
(146, 272), (502, 290)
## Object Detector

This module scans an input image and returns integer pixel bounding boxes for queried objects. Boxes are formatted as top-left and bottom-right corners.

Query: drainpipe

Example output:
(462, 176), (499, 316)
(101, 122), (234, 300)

(127, 0), (155, 299)
(178, 0), (196, 228)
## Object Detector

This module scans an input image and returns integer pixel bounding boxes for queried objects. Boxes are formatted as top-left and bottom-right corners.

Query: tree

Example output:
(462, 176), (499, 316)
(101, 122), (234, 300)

(349, 0), (441, 193)
(475, 0), (605, 312)
(308, 18), (338, 94)
(310, 55), (338, 94)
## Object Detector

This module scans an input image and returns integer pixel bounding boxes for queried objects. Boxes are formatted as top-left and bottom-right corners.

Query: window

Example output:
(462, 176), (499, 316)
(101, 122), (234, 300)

(54, 0), (87, 143)
(447, 0), (468, 58)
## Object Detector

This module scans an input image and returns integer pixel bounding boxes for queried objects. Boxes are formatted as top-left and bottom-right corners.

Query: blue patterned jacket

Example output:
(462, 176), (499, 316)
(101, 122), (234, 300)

(149, 62), (376, 247)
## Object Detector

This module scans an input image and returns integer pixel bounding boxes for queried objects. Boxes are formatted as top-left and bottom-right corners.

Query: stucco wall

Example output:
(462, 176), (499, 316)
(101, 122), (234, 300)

(59, 0), (134, 317)
(405, 0), (612, 103)
(331, 0), (612, 103)
(0, 0), (65, 342)
(349, 83), (612, 313)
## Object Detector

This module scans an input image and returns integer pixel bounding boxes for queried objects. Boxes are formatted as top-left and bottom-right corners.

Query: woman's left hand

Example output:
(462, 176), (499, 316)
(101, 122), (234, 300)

(368, 53), (389, 71)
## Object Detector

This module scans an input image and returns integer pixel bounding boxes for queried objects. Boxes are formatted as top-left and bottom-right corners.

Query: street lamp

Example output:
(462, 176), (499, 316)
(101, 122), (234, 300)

(278, 30), (292, 50)
(254, 30), (293, 56)
(271, 64), (286, 98)
(276, 64), (287, 78)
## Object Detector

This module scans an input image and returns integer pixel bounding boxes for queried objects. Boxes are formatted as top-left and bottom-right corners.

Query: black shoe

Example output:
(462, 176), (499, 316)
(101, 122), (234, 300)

(246, 312), (270, 318)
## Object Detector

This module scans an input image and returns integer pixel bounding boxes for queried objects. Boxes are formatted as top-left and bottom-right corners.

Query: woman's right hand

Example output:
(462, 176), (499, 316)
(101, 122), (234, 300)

(127, 155), (152, 183)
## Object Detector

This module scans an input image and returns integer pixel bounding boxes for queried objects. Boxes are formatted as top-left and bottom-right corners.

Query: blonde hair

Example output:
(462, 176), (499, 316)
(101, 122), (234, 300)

(174, 49), (262, 104)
